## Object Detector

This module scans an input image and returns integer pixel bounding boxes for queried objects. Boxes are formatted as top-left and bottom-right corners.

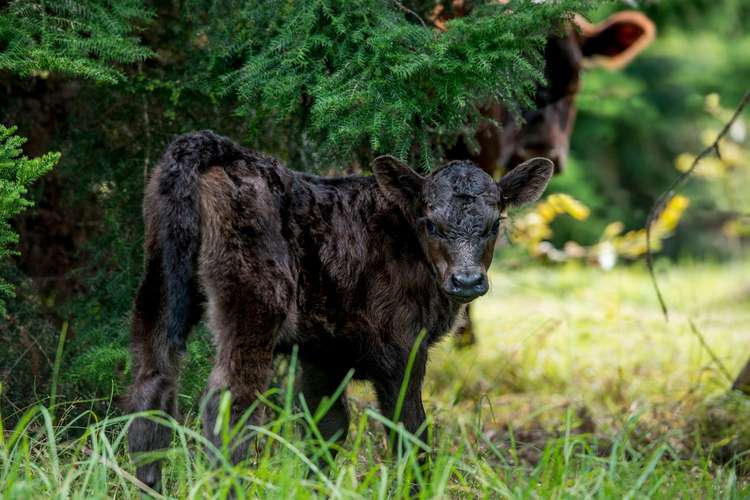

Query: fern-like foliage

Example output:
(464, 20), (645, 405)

(217, 0), (586, 170)
(0, 125), (59, 314)
(0, 0), (153, 84)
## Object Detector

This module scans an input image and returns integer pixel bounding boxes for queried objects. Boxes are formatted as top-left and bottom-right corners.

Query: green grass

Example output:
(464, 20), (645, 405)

(3, 259), (750, 498)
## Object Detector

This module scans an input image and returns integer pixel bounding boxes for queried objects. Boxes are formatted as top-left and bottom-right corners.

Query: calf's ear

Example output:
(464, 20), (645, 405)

(575, 11), (655, 70)
(372, 155), (425, 211)
(497, 157), (554, 207)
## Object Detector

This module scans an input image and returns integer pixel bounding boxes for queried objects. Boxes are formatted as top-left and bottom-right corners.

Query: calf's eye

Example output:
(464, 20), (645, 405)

(425, 220), (439, 236)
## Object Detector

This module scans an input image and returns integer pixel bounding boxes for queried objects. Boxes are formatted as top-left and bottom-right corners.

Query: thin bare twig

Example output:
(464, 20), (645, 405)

(645, 89), (750, 320)
(688, 320), (733, 385)
(392, 0), (427, 28)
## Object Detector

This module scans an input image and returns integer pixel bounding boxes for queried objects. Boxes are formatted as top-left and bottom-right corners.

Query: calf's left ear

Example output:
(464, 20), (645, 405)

(372, 155), (425, 212)
(497, 158), (554, 207)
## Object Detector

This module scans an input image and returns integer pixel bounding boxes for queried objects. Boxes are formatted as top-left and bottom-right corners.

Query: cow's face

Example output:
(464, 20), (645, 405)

(373, 156), (554, 303)
(500, 11), (655, 174)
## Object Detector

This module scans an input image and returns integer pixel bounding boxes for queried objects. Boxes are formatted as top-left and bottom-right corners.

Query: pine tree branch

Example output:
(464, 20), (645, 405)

(224, 0), (581, 169)
(644, 89), (750, 321)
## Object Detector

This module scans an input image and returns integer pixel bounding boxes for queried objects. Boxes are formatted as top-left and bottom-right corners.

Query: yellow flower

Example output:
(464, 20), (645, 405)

(704, 93), (720, 112)
(536, 201), (558, 222)
(701, 128), (721, 147)
(652, 195), (689, 235)
(548, 193), (590, 220)
(675, 153), (695, 173)
(601, 221), (624, 240)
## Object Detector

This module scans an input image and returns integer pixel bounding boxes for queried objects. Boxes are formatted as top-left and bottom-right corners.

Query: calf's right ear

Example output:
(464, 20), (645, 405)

(497, 157), (554, 207)
(372, 155), (425, 212)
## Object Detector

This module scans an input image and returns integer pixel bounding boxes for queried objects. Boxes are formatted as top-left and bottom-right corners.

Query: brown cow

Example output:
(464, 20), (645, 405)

(442, 8), (655, 345)
(125, 130), (554, 491)
(444, 9), (656, 176)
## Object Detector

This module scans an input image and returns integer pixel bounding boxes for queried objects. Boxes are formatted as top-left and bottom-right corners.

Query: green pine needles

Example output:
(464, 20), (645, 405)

(0, 0), (155, 314)
(0, 0), (153, 84)
(0, 125), (59, 314)
(222, 0), (585, 170)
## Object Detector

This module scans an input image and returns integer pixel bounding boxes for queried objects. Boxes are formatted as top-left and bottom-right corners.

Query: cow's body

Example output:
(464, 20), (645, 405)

(126, 130), (553, 491)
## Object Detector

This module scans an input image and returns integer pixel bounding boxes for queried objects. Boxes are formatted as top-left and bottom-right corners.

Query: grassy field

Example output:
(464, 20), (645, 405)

(2, 258), (750, 498)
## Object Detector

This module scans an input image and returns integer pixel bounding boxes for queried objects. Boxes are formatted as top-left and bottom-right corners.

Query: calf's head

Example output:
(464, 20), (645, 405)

(373, 156), (554, 303)
(500, 11), (655, 173)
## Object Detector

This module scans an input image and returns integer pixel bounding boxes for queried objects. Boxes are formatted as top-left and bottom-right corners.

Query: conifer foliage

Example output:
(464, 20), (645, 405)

(0, 0), (153, 83)
(0, 0), (152, 314)
(0, 126), (58, 314)
(222, 0), (584, 169)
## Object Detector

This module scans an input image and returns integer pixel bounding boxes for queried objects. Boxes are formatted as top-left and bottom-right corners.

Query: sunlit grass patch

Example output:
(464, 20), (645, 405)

(439, 259), (750, 406)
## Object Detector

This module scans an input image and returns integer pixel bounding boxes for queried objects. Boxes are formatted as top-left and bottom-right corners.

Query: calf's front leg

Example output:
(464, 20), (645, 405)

(297, 360), (351, 469)
(372, 344), (429, 451)
(299, 360), (351, 447)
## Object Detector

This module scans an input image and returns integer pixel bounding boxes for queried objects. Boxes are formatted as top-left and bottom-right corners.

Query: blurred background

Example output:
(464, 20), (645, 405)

(0, 0), (748, 456)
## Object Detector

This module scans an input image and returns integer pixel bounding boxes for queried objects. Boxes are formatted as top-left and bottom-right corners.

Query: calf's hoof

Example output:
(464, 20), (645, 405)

(136, 462), (162, 495)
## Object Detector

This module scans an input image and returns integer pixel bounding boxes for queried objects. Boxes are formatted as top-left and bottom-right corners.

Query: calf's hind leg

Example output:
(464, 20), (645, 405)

(202, 286), (287, 465)
(127, 253), (201, 491)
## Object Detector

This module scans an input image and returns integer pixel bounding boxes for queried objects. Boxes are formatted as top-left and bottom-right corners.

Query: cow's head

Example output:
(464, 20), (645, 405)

(373, 155), (554, 303)
(500, 11), (655, 173)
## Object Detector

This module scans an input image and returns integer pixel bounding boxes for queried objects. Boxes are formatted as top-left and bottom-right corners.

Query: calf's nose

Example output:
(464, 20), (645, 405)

(452, 271), (483, 289)
(446, 269), (489, 302)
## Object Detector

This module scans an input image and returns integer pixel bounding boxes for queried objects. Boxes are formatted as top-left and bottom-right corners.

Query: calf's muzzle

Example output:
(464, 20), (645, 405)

(446, 267), (488, 302)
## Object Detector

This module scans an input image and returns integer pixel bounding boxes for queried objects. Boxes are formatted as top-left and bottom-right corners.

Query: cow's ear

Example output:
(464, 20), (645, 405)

(497, 158), (554, 207)
(574, 11), (655, 70)
(372, 155), (425, 211)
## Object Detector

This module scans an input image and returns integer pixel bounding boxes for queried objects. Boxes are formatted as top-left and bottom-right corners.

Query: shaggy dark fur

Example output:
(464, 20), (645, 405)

(126, 130), (553, 490)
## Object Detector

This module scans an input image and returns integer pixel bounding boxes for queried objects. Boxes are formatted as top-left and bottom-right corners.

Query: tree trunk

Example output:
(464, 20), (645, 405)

(732, 357), (750, 394)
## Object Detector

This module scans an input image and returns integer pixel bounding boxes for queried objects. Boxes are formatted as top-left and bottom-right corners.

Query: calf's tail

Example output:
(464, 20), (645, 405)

(155, 130), (242, 350)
